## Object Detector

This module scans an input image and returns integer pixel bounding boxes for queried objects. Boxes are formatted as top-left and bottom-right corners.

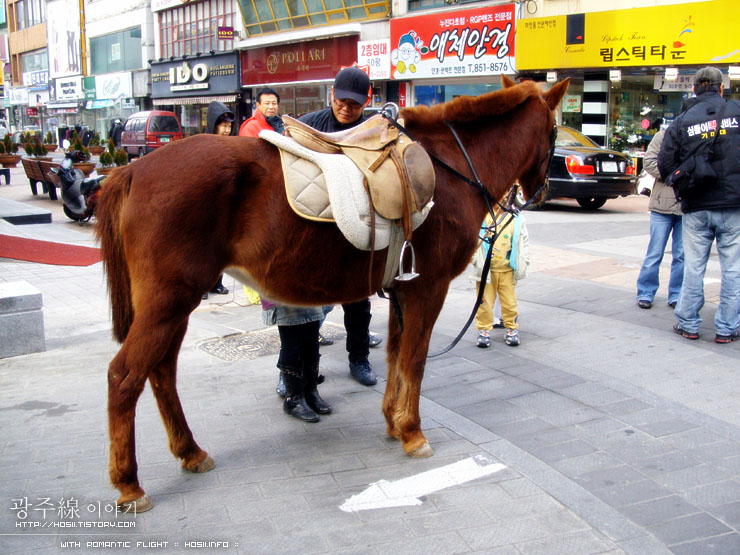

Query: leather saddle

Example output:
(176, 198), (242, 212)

(282, 114), (435, 240)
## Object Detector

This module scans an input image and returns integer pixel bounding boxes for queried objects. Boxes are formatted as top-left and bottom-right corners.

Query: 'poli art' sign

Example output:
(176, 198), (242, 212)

(389, 3), (516, 80)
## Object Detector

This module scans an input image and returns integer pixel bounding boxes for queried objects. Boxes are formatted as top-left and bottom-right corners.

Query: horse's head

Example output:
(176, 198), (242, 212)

(506, 76), (569, 206)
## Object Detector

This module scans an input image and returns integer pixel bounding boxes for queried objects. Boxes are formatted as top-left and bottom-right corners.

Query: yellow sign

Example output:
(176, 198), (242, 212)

(517, 0), (740, 70)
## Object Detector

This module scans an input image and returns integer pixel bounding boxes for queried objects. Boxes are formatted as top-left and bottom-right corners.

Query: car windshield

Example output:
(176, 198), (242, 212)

(556, 126), (600, 148)
(148, 116), (180, 133)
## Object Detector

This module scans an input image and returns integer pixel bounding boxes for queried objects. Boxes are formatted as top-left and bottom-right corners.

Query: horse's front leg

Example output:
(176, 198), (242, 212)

(148, 321), (214, 474)
(390, 285), (447, 458)
(382, 296), (403, 441)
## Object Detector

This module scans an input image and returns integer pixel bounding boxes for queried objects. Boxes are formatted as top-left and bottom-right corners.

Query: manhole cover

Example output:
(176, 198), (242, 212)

(197, 325), (346, 361)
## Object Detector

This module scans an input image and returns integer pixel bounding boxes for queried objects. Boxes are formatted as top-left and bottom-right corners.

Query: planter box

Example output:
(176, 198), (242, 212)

(0, 154), (22, 168)
(88, 146), (105, 155)
(74, 162), (96, 176)
(43, 144), (58, 153)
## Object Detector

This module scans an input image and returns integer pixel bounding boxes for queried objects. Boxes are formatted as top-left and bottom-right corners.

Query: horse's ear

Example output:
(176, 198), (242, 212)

(501, 75), (516, 88)
(544, 78), (570, 110)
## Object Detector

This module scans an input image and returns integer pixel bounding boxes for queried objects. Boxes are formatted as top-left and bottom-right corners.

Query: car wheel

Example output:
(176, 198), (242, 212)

(576, 196), (608, 210)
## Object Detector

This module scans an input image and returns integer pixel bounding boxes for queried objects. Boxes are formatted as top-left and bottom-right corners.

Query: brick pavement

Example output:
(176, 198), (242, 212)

(1, 184), (739, 554)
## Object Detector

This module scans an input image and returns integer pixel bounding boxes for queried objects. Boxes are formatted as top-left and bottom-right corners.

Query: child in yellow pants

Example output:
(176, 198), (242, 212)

(471, 210), (529, 347)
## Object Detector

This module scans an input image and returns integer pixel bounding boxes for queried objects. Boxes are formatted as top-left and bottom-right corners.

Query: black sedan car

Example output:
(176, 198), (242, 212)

(525, 126), (637, 210)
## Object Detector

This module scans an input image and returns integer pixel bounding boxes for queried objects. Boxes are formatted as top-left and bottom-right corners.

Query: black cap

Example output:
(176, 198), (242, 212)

(333, 67), (370, 105)
(694, 66), (723, 85)
(218, 111), (234, 123)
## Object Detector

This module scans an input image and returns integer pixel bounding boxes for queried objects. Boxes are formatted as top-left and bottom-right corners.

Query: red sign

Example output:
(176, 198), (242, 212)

(390, 4), (516, 80)
(241, 36), (359, 86)
(26, 107), (39, 117)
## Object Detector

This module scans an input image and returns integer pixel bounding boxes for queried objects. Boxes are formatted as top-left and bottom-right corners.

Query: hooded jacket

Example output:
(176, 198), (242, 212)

(206, 101), (234, 135)
(643, 129), (681, 216)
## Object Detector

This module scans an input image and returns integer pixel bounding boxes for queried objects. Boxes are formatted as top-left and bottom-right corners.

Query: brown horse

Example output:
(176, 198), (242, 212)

(96, 76), (568, 511)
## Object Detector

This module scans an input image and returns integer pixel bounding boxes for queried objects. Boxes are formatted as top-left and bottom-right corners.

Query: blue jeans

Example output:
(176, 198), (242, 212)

(637, 212), (684, 304)
(676, 209), (740, 335)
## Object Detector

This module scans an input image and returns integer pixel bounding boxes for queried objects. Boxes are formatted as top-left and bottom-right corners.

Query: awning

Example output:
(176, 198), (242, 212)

(153, 95), (237, 106)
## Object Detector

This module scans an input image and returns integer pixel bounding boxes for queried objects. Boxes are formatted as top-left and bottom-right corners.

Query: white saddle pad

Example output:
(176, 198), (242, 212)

(259, 130), (432, 251)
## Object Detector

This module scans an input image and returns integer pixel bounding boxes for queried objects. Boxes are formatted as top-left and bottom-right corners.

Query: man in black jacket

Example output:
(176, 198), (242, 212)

(299, 67), (380, 386)
(658, 66), (740, 344)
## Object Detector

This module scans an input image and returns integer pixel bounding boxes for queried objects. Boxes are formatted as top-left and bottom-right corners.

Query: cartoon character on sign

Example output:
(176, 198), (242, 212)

(392, 31), (423, 75)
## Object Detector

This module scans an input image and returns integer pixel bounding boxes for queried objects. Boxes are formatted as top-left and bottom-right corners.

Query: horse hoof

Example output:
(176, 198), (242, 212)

(186, 455), (215, 473)
(119, 495), (153, 514)
(408, 442), (434, 458)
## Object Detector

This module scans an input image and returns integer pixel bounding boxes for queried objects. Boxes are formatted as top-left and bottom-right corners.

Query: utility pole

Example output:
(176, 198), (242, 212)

(79, 0), (87, 76)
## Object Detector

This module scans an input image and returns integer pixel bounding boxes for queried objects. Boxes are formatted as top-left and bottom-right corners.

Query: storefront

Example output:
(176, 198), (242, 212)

(151, 52), (242, 135)
(80, 71), (148, 139)
(516, 0), (740, 153)
(240, 35), (365, 119)
(389, 3), (517, 107)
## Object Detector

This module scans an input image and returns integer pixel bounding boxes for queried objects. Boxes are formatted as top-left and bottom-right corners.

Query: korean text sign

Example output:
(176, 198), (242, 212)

(390, 3), (516, 80)
(517, 0), (740, 70)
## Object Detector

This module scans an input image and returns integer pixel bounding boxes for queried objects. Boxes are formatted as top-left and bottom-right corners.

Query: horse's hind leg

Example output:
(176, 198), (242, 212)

(108, 308), (194, 512)
(148, 321), (214, 473)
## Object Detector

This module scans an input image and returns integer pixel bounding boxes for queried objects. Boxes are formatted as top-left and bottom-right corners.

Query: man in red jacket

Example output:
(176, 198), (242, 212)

(239, 87), (284, 136)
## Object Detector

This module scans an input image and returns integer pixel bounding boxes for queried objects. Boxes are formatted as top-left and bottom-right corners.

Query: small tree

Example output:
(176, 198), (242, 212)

(23, 142), (36, 157)
(43, 131), (55, 145)
(99, 150), (114, 167)
(34, 141), (46, 157)
(89, 132), (101, 147)
(113, 149), (129, 166)
(3, 134), (19, 154)
(107, 138), (116, 155)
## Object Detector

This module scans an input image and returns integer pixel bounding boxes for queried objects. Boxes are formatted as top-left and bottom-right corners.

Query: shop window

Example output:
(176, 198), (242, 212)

(237, 0), (389, 38)
(159, 0), (237, 58)
(90, 28), (144, 75)
(608, 75), (684, 154)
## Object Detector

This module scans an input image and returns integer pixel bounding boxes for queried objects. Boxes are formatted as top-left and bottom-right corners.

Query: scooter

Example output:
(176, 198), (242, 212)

(49, 151), (105, 224)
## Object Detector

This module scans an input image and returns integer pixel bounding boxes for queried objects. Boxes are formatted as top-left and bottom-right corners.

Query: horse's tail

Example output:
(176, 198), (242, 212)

(95, 166), (134, 343)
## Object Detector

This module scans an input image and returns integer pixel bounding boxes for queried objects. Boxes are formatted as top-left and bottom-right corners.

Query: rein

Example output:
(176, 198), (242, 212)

(378, 106), (557, 356)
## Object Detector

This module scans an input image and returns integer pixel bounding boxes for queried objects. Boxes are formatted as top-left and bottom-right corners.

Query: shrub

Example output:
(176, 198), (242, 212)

(43, 131), (55, 145)
(114, 149), (129, 166)
(89, 132), (101, 147)
(2, 134), (18, 154)
(99, 150), (114, 167)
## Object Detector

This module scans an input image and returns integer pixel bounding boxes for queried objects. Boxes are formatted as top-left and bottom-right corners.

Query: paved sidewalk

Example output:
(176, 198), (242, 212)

(1, 186), (739, 554)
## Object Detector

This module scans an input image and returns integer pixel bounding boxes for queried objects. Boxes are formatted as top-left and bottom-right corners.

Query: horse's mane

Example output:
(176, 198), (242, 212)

(400, 80), (542, 126)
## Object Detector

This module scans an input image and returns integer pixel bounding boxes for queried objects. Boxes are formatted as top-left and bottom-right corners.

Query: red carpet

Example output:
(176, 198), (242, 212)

(0, 234), (102, 266)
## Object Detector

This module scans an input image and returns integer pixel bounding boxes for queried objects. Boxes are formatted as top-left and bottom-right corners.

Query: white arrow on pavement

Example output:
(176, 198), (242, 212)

(339, 455), (506, 512)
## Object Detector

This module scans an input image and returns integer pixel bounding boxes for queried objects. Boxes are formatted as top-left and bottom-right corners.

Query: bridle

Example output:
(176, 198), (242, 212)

(379, 104), (558, 356)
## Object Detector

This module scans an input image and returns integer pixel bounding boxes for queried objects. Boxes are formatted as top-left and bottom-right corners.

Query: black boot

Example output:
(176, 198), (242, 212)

(304, 366), (332, 415)
(281, 369), (319, 422)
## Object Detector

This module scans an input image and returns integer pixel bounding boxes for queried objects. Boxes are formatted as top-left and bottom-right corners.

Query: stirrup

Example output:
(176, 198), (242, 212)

(395, 240), (419, 282)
